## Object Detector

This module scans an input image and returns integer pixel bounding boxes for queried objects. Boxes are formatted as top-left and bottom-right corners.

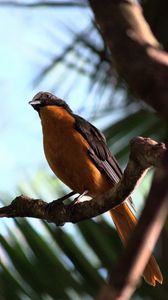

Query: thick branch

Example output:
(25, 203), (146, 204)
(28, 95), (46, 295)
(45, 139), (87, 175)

(98, 149), (168, 300)
(0, 137), (166, 226)
(89, 0), (168, 118)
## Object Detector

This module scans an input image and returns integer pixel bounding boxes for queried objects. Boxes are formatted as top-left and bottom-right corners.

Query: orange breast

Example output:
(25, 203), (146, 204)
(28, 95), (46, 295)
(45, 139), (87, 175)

(40, 106), (111, 196)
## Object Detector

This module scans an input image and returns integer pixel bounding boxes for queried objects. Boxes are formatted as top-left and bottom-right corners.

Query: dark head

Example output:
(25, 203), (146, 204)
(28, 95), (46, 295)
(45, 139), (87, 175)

(29, 91), (72, 113)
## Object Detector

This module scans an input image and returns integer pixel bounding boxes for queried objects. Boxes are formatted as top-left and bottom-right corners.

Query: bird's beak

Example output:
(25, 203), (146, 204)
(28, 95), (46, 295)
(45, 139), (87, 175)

(29, 99), (41, 111)
(29, 99), (40, 106)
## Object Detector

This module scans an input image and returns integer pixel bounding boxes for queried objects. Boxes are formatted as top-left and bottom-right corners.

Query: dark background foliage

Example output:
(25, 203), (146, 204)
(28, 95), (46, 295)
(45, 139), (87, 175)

(0, 1), (168, 299)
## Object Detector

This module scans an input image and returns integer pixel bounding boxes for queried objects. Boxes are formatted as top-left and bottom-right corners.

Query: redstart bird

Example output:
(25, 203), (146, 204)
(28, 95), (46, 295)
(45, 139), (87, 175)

(29, 91), (163, 286)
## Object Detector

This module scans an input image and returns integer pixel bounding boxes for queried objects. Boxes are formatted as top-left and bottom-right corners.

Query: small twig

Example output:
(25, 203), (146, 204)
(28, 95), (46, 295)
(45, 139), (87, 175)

(0, 137), (166, 226)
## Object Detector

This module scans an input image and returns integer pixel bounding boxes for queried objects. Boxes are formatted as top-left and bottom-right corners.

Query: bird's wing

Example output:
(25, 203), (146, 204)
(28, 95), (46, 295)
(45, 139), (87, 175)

(74, 115), (122, 184)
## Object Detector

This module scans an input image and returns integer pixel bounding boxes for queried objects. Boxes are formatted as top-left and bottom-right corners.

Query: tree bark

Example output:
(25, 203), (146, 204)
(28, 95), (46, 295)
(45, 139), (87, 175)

(89, 0), (168, 118)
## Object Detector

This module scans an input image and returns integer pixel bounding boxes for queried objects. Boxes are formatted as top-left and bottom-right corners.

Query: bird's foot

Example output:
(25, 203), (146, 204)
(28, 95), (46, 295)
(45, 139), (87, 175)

(70, 190), (88, 206)
(45, 191), (76, 213)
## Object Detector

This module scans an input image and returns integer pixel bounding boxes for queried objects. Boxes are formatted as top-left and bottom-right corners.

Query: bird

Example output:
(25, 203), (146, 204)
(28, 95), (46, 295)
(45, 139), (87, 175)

(29, 91), (163, 286)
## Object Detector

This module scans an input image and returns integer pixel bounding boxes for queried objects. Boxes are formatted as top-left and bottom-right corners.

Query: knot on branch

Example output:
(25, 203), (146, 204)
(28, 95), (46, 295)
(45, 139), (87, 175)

(11, 195), (32, 215)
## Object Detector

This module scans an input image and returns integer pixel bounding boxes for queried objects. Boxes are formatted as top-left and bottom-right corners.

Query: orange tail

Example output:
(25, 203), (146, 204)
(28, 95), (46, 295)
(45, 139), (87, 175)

(110, 202), (163, 286)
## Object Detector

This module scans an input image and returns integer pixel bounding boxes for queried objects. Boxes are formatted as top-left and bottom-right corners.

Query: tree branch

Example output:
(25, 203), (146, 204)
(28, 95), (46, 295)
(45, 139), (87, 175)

(89, 0), (168, 118)
(0, 137), (166, 226)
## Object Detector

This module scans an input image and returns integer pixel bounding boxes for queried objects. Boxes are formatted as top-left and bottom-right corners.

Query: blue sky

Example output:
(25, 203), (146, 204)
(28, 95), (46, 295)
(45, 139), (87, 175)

(0, 4), (91, 195)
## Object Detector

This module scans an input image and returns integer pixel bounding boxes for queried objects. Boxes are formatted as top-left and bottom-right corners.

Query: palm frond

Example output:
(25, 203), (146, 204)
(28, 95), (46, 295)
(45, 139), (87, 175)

(0, 1), (87, 8)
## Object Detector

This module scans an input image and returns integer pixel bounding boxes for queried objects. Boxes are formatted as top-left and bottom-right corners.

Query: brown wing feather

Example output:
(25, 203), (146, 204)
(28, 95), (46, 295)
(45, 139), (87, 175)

(74, 115), (122, 184)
